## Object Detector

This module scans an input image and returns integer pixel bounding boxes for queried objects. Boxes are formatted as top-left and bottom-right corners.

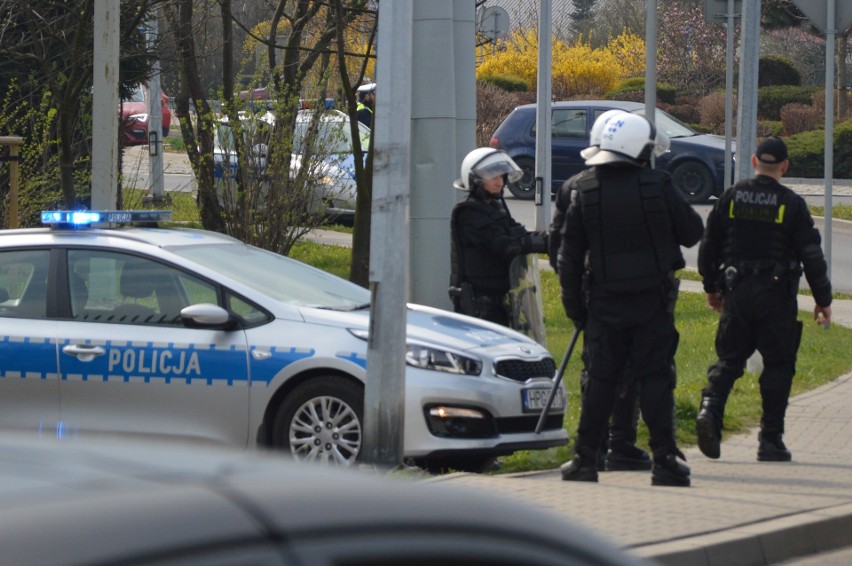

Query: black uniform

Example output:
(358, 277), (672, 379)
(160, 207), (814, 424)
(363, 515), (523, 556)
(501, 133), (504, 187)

(553, 165), (703, 484)
(450, 194), (545, 326)
(697, 174), (831, 457)
(551, 167), (650, 471)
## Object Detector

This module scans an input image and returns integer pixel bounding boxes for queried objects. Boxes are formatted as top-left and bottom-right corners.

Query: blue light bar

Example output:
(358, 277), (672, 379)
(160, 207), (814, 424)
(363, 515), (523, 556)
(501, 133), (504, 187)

(41, 210), (173, 228)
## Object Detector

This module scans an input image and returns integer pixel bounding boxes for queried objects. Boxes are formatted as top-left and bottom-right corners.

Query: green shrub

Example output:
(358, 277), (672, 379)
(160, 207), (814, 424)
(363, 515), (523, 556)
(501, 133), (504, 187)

(784, 119), (852, 178)
(604, 77), (677, 104)
(758, 85), (820, 121)
(759, 120), (784, 137)
(759, 55), (802, 87)
(480, 74), (528, 93)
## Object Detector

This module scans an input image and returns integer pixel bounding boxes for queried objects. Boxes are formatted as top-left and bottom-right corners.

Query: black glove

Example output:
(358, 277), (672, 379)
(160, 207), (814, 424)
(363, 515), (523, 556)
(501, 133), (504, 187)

(522, 231), (549, 254)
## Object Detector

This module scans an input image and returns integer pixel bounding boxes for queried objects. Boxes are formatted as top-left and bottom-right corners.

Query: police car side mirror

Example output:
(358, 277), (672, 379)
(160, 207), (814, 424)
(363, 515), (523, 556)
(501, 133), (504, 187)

(180, 303), (238, 330)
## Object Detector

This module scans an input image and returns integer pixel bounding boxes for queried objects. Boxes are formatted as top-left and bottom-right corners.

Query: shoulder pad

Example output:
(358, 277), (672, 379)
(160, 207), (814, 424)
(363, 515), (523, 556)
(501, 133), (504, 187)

(575, 173), (600, 193)
(638, 168), (670, 184)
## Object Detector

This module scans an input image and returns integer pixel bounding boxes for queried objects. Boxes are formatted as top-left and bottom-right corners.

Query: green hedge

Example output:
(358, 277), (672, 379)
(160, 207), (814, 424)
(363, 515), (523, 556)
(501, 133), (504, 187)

(479, 74), (529, 92)
(758, 85), (820, 121)
(758, 55), (801, 87)
(785, 119), (852, 178)
(604, 77), (677, 104)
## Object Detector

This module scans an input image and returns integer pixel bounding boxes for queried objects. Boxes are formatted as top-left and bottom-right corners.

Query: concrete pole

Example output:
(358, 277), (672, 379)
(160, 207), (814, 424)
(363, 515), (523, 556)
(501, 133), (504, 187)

(823, 0), (835, 279)
(146, 10), (165, 202)
(409, 1), (475, 309)
(724, 0), (738, 189)
(91, 0), (120, 210)
(735, 0), (760, 183)
(644, 0), (657, 159)
(363, 0), (413, 469)
(534, 0), (552, 231)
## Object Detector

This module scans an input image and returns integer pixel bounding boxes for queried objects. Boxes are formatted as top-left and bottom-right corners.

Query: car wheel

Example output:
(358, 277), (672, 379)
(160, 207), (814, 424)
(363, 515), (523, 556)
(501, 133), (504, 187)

(671, 161), (713, 204)
(418, 455), (498, 474)
(506, 157), (535, 200)
(272, 376), (364, 466)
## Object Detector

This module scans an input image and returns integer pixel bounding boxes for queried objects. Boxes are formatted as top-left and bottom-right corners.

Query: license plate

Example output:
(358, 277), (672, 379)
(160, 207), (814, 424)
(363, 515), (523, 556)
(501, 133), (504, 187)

(522, 387), (565, 413)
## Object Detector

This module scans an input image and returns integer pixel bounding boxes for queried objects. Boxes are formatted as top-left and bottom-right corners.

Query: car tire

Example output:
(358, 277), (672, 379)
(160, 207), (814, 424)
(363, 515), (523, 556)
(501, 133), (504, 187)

(506, 157), (536, 200)
(272, 376), (364, 466)
(417, 455), (498, 475)
(671, 161), (713, 204)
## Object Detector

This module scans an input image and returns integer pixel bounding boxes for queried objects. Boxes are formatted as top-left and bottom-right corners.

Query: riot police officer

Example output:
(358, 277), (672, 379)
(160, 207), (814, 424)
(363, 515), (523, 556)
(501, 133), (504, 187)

(696, 136), (832, 462)
(553, 113), (704, 486)
(450, 148), (548, 327)
(550, 110), (660, 473)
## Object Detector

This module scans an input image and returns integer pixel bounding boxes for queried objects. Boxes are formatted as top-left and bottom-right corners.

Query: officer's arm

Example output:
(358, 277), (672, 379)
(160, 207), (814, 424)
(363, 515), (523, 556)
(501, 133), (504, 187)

(665, 181), (704, 247)
(792, 199), (832, 307)
(698, 199), (724, 293)
(548, 181), (572, 271)
(557, 196), (587, 323)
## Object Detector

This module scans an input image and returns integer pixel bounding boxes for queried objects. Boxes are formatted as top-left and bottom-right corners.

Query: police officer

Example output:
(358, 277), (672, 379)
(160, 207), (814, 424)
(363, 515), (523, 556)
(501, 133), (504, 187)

(450, 148), (548, 327)
(356, 83), (375, 128)
(553, 113), (704, 486)
(550, 110), (658, 473)
(696, 136), (832, 462)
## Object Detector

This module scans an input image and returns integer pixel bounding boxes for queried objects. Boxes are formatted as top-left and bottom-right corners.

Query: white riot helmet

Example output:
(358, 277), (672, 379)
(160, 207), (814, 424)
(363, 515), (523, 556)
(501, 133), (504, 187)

(453, 147), (523, 191)
(580, 110), (628, 160)
(653, 129), (671, 157)
(584, 113), (656, 167)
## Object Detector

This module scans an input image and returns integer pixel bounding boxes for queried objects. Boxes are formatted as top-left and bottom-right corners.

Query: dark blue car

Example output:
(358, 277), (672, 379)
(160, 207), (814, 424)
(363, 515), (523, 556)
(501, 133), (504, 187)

(489, 100), (735, 203)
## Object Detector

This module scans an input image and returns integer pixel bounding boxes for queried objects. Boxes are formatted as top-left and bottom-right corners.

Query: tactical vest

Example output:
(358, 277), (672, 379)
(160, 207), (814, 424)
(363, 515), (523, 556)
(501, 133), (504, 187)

(450, 199), (522, 295)
(578, 168), (680, 293)
(720, 177), (794, 267)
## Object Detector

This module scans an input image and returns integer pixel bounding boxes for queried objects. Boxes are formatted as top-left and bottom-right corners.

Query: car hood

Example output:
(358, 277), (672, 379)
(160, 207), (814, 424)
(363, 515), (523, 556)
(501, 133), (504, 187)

(299, 303), (539, 351)
(671, 133), (736, 153)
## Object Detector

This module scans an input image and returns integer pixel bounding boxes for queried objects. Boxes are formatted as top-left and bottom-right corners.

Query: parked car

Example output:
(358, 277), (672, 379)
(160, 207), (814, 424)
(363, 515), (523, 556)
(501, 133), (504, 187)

(0, 434), (645, 566)
(213, 109), (367, 224)
(120, 84), (172, 145)
(489, 100), (735, 203)
(0, 210), (568, 473)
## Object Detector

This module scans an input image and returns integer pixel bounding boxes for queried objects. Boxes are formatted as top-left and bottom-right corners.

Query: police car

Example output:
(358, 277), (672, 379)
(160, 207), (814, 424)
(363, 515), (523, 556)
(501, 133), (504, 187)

(0, 211), (568, 472)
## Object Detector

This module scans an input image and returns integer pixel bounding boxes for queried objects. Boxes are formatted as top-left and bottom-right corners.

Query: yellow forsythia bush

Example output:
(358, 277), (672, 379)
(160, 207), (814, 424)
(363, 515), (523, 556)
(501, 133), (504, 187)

(477, 30), (645, 99)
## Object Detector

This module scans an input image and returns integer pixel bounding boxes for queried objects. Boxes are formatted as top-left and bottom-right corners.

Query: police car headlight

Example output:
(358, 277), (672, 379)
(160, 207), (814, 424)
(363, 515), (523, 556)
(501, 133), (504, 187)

(405, 344), (482, 376)
(347, 330), (482, 376)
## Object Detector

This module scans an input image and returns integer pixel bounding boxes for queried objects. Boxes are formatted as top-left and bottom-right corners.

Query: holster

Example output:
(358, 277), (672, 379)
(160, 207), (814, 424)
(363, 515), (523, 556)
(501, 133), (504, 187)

(665, 272), (680, 314)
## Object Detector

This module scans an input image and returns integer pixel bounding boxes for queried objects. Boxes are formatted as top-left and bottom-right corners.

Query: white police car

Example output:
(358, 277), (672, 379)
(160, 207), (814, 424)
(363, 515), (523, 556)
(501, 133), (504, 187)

(0, 211), (567, 472)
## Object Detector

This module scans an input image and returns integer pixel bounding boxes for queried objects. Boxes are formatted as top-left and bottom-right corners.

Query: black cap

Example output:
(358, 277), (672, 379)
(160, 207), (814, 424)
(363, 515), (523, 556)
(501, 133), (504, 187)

(755, 136), (788, 164)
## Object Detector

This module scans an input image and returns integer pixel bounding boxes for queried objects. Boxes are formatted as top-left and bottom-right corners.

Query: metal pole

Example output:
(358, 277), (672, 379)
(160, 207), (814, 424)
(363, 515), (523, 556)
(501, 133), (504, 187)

(534, 0), (552, 231)
(724, 0), (737, 189)
(364, 0), (413, 469)
(644, 0), (657, 137)
(91, 0), (120, 210)
(1, 136), (23, 228)
(146, 10), (165, 203)
(735, 0), (760, 183)
(824, 0), (835, 280)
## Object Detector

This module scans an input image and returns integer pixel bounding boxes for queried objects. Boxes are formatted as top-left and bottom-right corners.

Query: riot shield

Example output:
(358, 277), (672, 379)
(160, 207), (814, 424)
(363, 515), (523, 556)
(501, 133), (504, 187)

(507, 254), (546, 346)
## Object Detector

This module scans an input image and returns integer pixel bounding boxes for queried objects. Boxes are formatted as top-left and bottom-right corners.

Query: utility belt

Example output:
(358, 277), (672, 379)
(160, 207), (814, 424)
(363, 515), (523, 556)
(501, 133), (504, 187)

(718, 260), (802, 295)
(449, 283), (507, 318)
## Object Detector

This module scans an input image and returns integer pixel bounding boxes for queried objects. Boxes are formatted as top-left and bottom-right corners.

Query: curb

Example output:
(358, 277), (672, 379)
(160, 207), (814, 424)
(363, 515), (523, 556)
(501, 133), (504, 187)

(634, 502), (852, 566)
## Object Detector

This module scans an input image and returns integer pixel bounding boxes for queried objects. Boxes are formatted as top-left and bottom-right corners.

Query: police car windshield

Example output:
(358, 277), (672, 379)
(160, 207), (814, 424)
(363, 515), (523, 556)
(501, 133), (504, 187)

(168, 243), (370, 310)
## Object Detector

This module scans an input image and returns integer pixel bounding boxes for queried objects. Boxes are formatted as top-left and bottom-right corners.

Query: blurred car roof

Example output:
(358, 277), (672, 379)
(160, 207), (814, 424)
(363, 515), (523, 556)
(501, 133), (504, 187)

(0, 435), (646, 566)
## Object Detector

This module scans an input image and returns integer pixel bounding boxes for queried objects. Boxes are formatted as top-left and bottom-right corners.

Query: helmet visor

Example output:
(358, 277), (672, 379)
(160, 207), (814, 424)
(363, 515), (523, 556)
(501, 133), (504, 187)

(472, 156), (523, 183)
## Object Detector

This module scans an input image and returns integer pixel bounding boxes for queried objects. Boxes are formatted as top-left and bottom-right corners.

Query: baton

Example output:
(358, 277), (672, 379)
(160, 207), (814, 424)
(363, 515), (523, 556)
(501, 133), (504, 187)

(535, 326), (581, 434)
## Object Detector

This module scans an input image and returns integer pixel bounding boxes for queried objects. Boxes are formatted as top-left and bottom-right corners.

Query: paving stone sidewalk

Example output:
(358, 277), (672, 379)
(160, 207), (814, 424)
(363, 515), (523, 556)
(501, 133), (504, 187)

(428, 286), (852, 566)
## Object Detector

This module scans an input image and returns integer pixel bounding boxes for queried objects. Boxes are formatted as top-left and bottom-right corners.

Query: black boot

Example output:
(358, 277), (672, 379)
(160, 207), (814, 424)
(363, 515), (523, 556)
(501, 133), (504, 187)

(757, 432), (792, 462)
(561, 452), (599, 482)
(605, 440), (652, 471)
(651, 450), (691, 487)
(696, 395), (723, 459)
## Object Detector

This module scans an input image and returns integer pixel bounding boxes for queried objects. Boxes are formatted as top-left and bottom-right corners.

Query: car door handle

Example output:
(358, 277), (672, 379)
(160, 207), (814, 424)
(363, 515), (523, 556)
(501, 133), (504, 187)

(62, 344), (106, 362)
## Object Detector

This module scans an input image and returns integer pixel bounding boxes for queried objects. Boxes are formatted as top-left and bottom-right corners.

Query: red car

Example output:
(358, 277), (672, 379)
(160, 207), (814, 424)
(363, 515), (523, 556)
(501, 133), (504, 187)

(120, 84), (172, 145)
